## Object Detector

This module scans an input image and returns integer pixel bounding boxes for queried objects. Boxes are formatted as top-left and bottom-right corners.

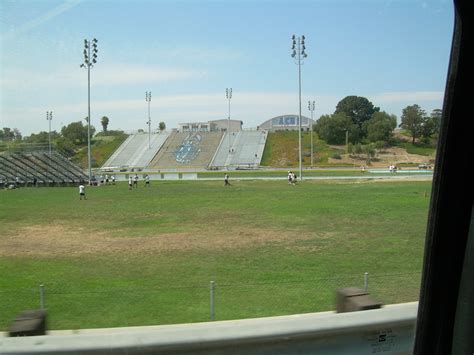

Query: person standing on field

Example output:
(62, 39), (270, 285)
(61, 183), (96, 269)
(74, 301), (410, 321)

(79, 184), (86, 200)
(128, 176), (133, 190)
(144, 174), (150, 187)
(288, 171), (293, 185)
(224, 173), (231, 186)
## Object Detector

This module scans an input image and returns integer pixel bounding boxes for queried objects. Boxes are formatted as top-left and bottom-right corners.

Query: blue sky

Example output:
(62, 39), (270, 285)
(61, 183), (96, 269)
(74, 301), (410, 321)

(1, 0), (454, 136)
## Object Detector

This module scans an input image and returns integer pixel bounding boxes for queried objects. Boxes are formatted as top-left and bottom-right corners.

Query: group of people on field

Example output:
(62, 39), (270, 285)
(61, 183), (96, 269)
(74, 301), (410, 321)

(79, 170), (302, 200)
(79, 173), (150, 200)
(128, 174), (150, 190)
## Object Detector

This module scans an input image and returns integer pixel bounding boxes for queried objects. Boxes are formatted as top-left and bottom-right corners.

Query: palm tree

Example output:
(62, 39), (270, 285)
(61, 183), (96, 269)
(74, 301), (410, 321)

(101, 116), (109, 133)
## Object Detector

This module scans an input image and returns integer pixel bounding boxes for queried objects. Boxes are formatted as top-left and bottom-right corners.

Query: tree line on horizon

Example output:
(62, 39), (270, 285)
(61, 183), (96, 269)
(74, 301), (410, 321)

(1, 96), (441, 156)
(0, 116), (167, 156)
(314, 95), (441, 147)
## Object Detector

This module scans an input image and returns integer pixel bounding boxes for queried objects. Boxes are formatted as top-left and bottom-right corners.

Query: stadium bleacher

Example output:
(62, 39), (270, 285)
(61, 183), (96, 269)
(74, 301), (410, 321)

(0, 152), (87, 186)
(102, 132), (169, 169)
(149, 131), (224, 169)
(210, 130), (268, 168)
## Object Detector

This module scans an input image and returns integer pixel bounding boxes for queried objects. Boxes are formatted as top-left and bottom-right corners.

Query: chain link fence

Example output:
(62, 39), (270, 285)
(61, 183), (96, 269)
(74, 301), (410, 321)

(0, 272), (421, 331)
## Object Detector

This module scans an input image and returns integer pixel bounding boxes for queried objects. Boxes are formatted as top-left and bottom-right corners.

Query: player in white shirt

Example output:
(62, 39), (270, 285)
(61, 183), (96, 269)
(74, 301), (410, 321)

(79, 184), (86, 200)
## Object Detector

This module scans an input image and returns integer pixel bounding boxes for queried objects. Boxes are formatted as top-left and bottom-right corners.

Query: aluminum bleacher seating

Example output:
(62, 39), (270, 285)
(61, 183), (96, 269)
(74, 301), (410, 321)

(209, 130), (268, 169)
(102, 132), (170, 169)
(0, 152), (87, 186)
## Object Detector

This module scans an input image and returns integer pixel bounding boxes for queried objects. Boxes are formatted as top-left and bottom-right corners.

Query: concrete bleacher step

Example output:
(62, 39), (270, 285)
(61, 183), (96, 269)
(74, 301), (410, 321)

(209, 131), (268, 168)
(149, 131), (223, 169)
(102, 132), (169, 169)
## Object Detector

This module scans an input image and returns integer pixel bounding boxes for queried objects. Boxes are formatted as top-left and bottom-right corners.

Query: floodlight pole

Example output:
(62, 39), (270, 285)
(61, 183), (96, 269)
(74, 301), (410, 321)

(146, 91), (152, 149)
(308, 100), (315, 167)
(46, 111), (52, 155)
(80, 38), (98, 183)
(291, 35), (307, 180)
(226, 88), (232, 153)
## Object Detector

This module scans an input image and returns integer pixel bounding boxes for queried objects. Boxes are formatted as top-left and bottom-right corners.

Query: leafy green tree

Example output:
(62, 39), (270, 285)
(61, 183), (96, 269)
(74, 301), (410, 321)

(1, 127), (20, 141)
(1, 128), (12, 140)
(364, 111), (397, 143)
(61, 121), (95, 145)
(361, 143), (376, 164)
(55, 137), (76, 156)
(101, 116), (110, 133)
(400, 104), (427, 144)
(24, 131), (60, 144)
(159, 121), (166, 131)
(347, 143), (354, 154)
(314, 113), (358, 145)
(354, 143), (362, 154)
(334, 96), (380, 136)
(426, 109), (442, 137)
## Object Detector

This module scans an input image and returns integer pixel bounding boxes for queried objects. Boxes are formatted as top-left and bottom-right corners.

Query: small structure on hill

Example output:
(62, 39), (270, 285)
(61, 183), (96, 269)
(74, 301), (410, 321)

(178, 119), (242, 133)
(258, 114), (314, 132)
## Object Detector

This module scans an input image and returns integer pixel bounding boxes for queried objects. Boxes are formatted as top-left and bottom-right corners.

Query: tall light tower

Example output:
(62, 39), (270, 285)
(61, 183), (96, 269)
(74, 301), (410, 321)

(308, 100), (315, 167)
(291, 34), (307, 180)
(46, 111), (53, 155)
(80, 38), (98, 183)
(146, 91), (152, 149)
(226, 88), (232, 152)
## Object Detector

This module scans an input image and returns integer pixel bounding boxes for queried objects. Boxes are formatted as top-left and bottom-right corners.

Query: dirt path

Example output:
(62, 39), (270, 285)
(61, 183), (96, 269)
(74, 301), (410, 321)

(0, 224), (314, 257)
(329, 147), (433, 167)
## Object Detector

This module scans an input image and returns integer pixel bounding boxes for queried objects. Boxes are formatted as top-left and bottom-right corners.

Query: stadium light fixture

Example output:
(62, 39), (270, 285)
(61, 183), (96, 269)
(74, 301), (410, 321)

(46, 111), (53, 156)
(291, 34), (308, 180)
(146, 91), (152, 149)
(308, 100), (316, 167)
(226, 88), (232, 154)
(80, 38), (98, 183)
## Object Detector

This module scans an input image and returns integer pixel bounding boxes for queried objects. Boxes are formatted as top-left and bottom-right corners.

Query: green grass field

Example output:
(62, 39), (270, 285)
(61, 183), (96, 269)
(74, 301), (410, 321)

(0, 179), (431, 330)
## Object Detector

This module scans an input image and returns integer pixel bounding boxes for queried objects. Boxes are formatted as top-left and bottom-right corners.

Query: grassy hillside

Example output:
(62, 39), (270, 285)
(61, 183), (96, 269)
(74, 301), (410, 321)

(261, 131), (437, 168)
(72, 133), (128, 169)
(261, 131), (347, 167)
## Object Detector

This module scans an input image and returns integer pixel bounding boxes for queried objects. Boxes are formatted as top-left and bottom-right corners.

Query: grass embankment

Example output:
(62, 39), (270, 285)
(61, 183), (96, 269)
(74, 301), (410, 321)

(261, 131), (349, 168)
(261, 131), (437, 168)
(72, 133), (128, 169)
(0, 180), (430, 330)
(395, 141), (436, 157)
